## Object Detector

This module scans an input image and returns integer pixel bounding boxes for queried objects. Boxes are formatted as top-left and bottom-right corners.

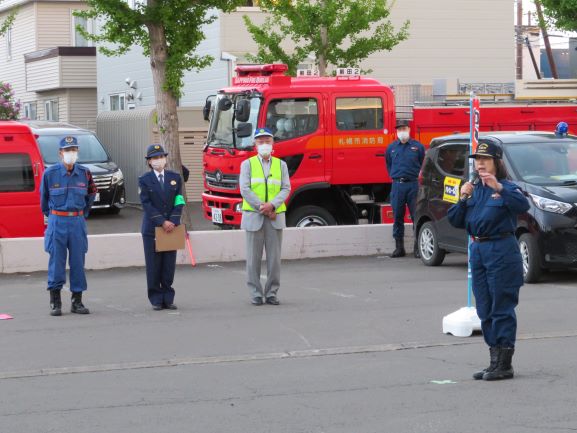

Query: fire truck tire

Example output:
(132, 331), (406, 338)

(519, 233), (542, 284)
(287, 205), (337, 228)
(418, 221), (446, 266)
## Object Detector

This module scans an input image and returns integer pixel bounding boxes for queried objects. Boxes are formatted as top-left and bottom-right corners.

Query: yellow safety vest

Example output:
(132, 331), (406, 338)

(242, 156), (287, 213)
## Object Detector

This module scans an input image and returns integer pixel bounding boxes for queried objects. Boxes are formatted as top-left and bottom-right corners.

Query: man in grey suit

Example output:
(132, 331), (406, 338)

(240, 127), (291, 305)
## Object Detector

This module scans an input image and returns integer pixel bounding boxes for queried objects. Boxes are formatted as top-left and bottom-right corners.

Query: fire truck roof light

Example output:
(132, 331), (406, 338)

(235, 64), (289, 77)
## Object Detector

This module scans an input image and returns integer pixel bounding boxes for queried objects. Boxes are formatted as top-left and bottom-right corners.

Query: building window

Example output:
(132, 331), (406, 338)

(110, 93), (126, 111)
(45, 100), (59, 121)
(72, 13), (93, 47)
(5, 27), (12, 60)
(335, 97), (383, 131)
(23, 102), (37, 120)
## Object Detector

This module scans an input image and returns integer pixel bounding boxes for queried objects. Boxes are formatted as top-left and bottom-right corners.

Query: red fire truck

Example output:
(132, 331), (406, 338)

(201, 64), (577, 228)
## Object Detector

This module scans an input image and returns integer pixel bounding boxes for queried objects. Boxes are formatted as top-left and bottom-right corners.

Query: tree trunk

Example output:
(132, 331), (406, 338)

(147, 20), (193, 229)
(318, 25), (328, 76)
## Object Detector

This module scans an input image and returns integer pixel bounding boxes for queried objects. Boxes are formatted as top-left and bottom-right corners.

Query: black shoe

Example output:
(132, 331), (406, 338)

(165, 304), (177, 310)
(49, 289), (62, 317)
(152, 304), (163, 311)
(71, 292), (90, 314)
(473, 347), (499, 380)
(266, 296), (280, 305)
(251, 298), (264, 306)
(391, 239), (406, 258)
(483, 347), (515, 381)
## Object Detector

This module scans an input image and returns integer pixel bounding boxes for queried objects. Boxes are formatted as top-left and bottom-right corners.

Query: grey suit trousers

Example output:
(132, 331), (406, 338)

(245, 217), (283, 300)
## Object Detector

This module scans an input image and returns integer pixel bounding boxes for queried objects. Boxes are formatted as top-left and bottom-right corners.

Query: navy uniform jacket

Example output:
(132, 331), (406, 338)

(40, 163), (97, 216)
(385, 139), (426, 180)
(447, 180), (530, 236)
(139, 170), (184, 236)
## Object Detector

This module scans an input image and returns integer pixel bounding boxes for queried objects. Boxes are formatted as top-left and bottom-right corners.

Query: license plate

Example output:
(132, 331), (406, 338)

(211, 207), (223, 224)
(94, 192), (100, 202)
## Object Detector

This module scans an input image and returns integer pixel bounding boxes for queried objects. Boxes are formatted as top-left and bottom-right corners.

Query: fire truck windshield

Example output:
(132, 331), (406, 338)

(207, 94), (261, 149)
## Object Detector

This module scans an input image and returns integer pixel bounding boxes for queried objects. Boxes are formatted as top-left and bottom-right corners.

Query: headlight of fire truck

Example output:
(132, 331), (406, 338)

(111, 169), (124, 185)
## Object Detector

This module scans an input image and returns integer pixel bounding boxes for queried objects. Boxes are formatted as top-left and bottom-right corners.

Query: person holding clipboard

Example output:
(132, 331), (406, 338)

(139, 144), (185, 311)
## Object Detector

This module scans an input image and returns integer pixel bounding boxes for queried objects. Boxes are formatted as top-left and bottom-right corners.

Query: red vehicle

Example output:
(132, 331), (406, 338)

(0, 121), (45, 238)
(201, 64), (577, 228)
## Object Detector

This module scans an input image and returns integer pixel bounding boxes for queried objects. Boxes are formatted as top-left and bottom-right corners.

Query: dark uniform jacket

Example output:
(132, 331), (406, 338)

(139, 170), (183, 236)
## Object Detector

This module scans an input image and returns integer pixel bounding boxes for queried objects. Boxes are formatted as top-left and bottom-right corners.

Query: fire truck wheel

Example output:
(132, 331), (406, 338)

(418, 221), (446, 266)
(287, 205), (337, 228)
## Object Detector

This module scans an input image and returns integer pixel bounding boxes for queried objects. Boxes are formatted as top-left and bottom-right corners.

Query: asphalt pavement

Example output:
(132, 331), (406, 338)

(87, 202), (215, 234)
(2, 254), (577, 432)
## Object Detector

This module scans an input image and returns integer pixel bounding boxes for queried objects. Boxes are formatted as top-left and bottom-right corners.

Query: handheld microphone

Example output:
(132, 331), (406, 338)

(460, 171), (480, 200)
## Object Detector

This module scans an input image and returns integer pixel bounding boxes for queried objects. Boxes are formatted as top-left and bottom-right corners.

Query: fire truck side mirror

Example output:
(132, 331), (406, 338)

(235, 99), (251, 123)
(236, 122), (253, 138)
(217, 97), (233, 112)
(203, 95), (216, 121)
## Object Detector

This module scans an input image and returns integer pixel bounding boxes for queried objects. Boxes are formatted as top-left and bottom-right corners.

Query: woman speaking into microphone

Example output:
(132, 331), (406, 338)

(448, 141), (530, 381)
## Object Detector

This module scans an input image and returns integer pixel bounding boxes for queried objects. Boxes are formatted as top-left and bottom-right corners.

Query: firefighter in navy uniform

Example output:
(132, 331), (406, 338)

(448, 141), (530, 381)
(139, 144), (185, 310)
(40, 136), (97, 316)
(385, 119), (425, 257)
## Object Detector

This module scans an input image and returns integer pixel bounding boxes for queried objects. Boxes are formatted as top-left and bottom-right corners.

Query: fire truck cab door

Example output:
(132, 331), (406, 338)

(330, 93), (388, 185)
(263, 94), (325, 184)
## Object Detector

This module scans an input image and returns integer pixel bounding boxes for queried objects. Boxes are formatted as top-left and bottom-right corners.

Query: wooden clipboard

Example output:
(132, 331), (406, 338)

(155, 224), (186, 252)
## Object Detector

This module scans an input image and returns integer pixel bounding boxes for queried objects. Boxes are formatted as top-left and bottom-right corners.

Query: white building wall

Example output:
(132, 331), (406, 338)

(97, 16), (228, 114)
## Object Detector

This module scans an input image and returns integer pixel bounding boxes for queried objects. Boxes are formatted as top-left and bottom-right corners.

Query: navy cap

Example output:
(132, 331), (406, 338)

(59, 136), (78, 149)
(253, 127), (274, 139)
(145, 144), (168, 159)
(395, 119), (410, 129)
(469, 141), (503, 159)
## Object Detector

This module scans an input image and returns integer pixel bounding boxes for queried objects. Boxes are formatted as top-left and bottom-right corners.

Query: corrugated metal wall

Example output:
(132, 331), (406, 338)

(97, 107), (154, 204)
(97, 106), (207, 204)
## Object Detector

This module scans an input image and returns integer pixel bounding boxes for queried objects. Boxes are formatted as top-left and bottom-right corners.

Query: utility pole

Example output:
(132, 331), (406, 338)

(516, 0), (523, 79)
(525, 36), (542, 79)
(534, 0), (558, 79)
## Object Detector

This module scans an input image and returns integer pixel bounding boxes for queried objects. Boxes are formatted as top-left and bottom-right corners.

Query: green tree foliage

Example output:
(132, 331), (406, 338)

(0, 11), (16, 37)
(244, 0), (410, 76)
(539, 0), (577, 32)
(0, 82), (21, 120)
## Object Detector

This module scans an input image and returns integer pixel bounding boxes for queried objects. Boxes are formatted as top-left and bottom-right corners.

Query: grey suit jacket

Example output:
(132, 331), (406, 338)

(240, 156), (291, 231)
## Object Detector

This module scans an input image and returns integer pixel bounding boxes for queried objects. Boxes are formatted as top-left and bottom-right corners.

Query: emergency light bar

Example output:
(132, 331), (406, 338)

(235, 64), (288, 77)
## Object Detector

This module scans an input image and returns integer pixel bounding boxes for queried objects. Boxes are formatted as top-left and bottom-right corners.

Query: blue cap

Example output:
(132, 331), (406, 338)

(145, 144), (168, 159)
(253, 127), (274, 139)
(59, 136), (78, 149)
(556, 121), (568, 137)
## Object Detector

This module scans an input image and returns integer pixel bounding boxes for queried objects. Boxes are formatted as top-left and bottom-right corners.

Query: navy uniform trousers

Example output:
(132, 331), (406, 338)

(139, 169), (183, 307)
(390, 180), (418, 240)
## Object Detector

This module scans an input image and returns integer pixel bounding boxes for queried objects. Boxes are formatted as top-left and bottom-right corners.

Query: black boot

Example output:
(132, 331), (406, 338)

(391, 239), (406, 258)
(483, 347), (514, 381)
(49, 289), (62, 317)
(473, 347), (498, 380)
(71, 292), (90, 314)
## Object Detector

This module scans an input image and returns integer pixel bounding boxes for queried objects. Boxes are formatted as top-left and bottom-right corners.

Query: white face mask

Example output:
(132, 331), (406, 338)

(397, 131), (410, 142)
(150, 157), (167, 171)
(62, 151), (78, 165)
(257, 144), (273, 158)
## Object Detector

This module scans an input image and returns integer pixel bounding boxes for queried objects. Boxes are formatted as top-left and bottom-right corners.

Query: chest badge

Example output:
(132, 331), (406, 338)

(52, 184), (60, 188)
(170, 180), (176, 185)
(491, 192), (501, 199)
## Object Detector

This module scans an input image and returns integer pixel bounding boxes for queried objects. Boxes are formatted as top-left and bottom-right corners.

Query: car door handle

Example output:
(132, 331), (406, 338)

(375, 152), (385, 157)
(308, 153), (322, 159)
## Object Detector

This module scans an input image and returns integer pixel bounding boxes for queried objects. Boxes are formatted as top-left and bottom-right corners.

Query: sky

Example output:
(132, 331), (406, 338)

(517, 0), (577, 49)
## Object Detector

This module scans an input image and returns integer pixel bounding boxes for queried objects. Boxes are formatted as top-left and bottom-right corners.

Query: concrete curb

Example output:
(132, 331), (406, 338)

(0, 225), (414, 274)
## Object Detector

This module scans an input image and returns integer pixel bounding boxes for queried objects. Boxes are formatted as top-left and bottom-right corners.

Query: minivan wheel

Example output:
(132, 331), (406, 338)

(519, 233), (542, 284)
(418, 221), (446, 266)
(287, 205), (336, 227)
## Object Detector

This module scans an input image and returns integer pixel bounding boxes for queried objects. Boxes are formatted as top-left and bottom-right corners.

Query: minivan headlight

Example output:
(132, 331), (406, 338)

(529, 193), (572, 215)
(111, 169), (124, 185)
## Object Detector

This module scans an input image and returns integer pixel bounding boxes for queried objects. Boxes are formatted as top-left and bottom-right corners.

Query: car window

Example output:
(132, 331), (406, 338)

(436, 144), (467, 177)
(265, 98), (318, 141)
(335, 97), (383, 131)
(37, 134), (109, 164)
(506, 140), (577, 185)
(0, 153), (35, 192)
